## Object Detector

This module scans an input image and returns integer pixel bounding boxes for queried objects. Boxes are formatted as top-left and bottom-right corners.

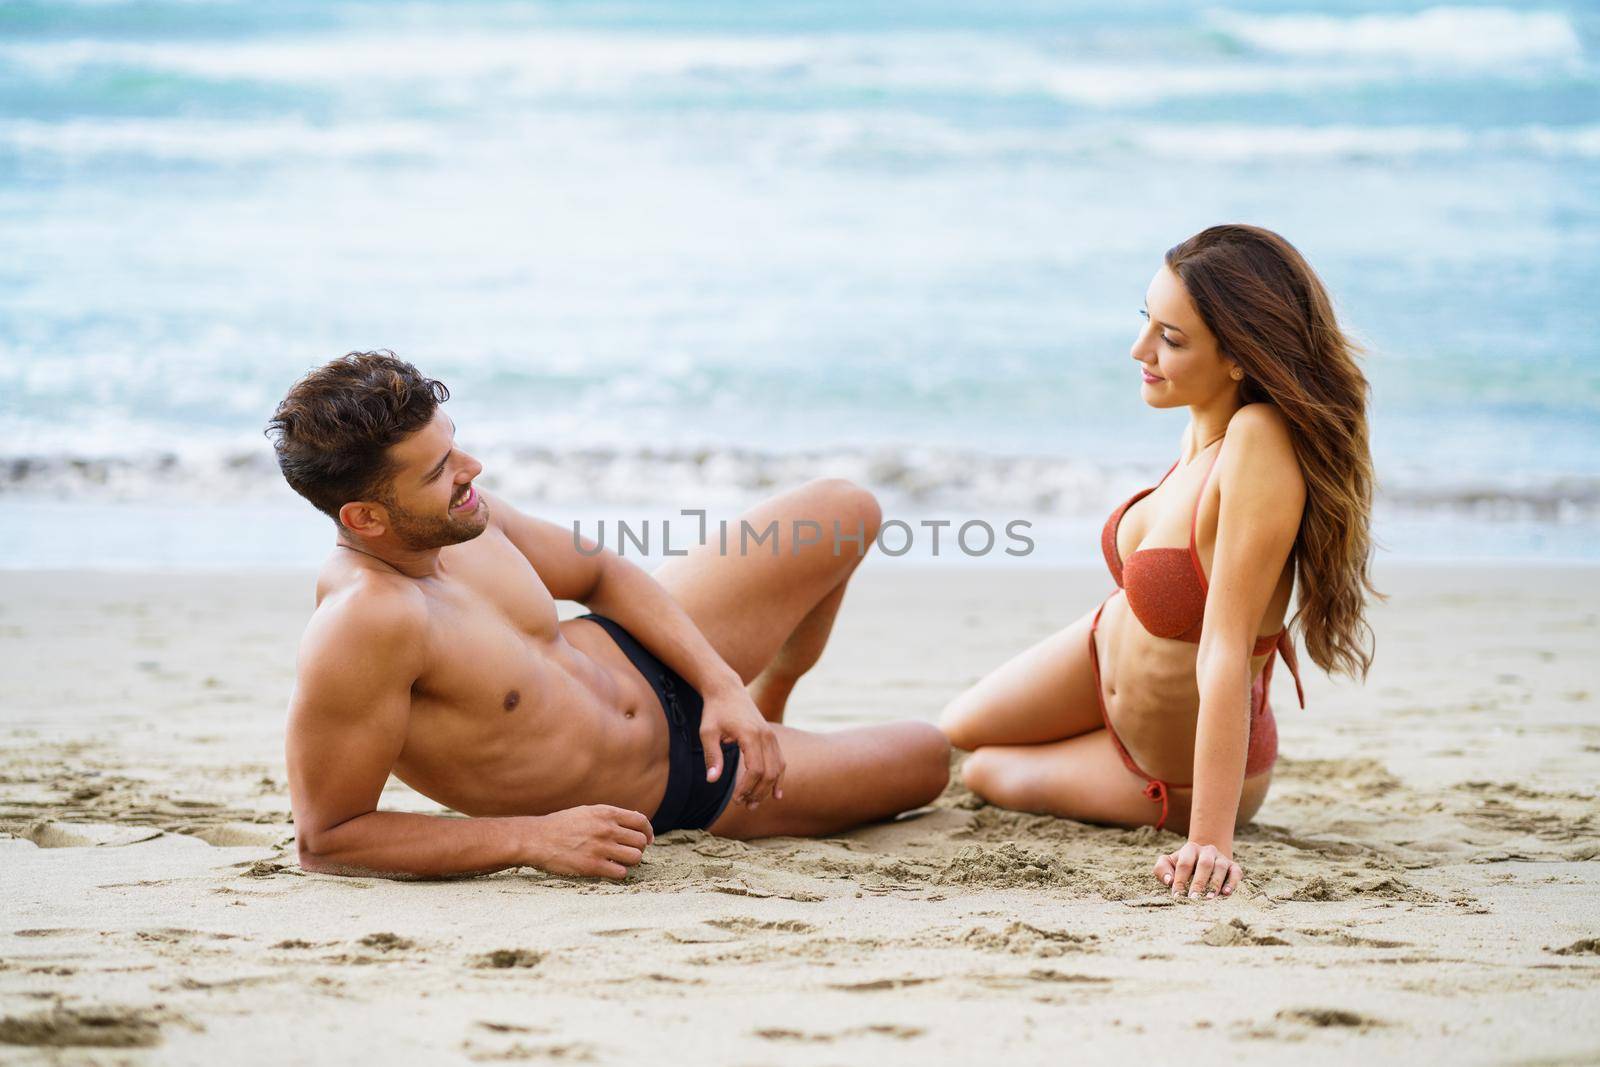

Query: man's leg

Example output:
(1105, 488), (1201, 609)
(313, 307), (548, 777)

(708, 721), (950, 839)
(747, 579), (848, 721)
(653, 478), (881, 722)
(652, 478), (950, 834)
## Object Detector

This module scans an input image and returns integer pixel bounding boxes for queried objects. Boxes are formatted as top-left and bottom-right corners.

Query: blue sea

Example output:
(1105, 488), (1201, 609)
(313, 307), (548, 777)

(2, 1), (1597, 566)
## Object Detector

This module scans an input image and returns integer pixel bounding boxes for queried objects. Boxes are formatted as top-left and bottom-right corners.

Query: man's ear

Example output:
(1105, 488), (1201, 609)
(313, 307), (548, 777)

(338, 500), (388, 539)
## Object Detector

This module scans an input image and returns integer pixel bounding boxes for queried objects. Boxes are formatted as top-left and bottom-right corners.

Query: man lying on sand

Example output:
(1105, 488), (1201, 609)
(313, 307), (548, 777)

(267, 352), (950, 880)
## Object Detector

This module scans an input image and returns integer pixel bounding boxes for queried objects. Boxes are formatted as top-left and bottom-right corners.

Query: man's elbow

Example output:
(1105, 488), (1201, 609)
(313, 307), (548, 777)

(295, 836), (385, 878)
(295, 827), (336, 873)
(294, 820), (363, 875)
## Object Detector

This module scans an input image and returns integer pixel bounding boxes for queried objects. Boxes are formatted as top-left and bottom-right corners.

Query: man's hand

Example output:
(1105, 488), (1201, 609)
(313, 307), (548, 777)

(698, 684), (785, 809)
(528, 806), (654, 880)
(1154, 840), (1242, 900)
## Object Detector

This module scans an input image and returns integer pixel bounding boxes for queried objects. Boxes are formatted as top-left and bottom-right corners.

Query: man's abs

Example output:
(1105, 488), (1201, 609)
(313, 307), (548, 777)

(390, 615), (672, 820)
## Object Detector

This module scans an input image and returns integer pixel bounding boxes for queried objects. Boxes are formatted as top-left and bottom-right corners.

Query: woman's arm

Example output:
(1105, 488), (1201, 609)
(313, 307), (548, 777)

(1163, 403), (1305, 898)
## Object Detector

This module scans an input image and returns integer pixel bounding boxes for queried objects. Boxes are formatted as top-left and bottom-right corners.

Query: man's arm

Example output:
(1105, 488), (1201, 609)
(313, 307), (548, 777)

(485, 491), (785, 808)
(286, 585), (653, 879)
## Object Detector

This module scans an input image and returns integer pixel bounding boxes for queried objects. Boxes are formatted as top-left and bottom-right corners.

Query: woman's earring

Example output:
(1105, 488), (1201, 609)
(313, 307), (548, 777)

(1230, 369), (1244, 381)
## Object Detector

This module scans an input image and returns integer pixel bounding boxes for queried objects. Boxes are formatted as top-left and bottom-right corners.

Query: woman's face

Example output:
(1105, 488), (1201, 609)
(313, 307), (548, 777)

(1130, 264), (1240, 410)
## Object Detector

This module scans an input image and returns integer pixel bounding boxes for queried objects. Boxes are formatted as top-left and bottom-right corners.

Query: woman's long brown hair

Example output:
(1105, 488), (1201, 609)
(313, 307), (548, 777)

(1167, 224), (1378, 679)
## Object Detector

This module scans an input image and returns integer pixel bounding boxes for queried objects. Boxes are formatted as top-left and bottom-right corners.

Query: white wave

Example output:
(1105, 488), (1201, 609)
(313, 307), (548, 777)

(741, 113), (1600, 165)
(6, 444), (1599, 523)
(1117, 122), (1600, 162)
(0, 117), (436, 162)
(18, 107), (1594, 169)
(0, 29), (1484, 108)
(1209, 6), (1584, 65)
(0, 32), (821, 88)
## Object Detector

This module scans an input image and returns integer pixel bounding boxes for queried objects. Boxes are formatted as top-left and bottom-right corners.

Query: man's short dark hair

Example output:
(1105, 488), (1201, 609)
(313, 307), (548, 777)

(265, 351), (449, 524)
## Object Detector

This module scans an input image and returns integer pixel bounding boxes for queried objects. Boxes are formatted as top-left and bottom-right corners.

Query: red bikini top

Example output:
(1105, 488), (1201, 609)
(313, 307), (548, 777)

(1101, 445), (1306, 707)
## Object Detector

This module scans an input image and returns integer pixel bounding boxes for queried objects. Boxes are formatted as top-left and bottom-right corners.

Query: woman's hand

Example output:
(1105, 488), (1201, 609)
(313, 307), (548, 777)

(1154, 840), (1242, 899)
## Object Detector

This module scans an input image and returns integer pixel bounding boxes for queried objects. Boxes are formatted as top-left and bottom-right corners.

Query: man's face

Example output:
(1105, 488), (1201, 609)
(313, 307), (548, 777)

(375, 408), (489, 550)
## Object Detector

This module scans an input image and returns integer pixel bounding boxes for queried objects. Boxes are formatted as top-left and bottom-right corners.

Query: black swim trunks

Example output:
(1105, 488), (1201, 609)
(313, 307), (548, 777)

(577, 614), (741, 834)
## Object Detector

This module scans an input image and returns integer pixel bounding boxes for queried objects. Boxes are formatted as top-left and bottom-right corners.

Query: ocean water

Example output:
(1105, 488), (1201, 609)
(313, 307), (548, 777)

(2, 1), (1597, 566)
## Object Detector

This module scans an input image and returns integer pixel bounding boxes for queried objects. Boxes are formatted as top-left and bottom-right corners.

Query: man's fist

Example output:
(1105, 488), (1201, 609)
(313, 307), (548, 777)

(528, 805), (654, 880)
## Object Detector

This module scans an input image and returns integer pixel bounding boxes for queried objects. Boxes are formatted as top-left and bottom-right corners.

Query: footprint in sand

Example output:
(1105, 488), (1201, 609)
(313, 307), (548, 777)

(755, 1024), (924, 1043)
(960, 920), (1099, 956)
(1296, 927), (1410, 948)
(1284, 873), (1442, 904)
(473, 949), (543, 969)
(972, 971), (1111, 990)
(1547, 938), (1600, 956)
(12, 928), (90, 939)
(356, 932), (415, 952)
(705, 918), (816, 934)
(238, 860), (301, 879)
(1276, 1007), (1389, 1031)
(463, 1038), (599, 1062)
(1197, 919), (1290, 947)
(661, 926), (739, 945)
(0, 1006), (165, 1049)
(22, 822), (164, 848)
(134, 928), (240, 945)
(827, 977), (934, 992)
(320, 931), (418, 964)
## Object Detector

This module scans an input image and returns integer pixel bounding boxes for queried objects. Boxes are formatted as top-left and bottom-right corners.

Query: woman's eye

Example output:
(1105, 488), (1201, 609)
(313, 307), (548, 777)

(1161, 334), (1182, 348)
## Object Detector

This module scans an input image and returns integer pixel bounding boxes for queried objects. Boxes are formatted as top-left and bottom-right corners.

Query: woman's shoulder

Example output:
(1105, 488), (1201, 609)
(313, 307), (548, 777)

(1221, 404), (1304, 493)
(1226, 402), (1292, 445)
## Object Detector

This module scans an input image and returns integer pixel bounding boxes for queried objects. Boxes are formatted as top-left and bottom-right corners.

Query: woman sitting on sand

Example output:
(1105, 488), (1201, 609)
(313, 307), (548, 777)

(940, 224), (1376, 901)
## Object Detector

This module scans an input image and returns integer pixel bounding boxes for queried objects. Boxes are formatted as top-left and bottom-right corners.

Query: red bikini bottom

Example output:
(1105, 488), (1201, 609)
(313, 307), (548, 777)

(1087, 596), (1280, 831)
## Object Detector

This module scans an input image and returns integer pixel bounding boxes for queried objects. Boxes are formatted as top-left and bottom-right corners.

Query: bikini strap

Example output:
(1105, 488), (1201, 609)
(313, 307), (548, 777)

(1187, 444), (1226, 590)
(1277, 632), (1307, 709)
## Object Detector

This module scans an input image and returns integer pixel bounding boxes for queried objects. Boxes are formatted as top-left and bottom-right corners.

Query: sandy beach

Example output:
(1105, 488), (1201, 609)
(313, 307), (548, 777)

(1, 563), (1597, 1065)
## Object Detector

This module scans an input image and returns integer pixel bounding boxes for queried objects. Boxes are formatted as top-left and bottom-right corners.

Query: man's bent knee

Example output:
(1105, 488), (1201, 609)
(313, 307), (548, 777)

(802, 478), (882, 554)
(904, 722), (952, 803)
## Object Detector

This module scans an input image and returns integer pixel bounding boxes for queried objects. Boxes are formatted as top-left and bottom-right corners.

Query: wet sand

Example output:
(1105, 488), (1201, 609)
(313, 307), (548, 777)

(1, 564), (1597, 1064)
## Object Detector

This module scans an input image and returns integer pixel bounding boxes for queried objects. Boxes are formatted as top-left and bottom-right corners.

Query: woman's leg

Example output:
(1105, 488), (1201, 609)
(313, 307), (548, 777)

(960, 730), (1274, 834)
(939, 605), (1104, 750)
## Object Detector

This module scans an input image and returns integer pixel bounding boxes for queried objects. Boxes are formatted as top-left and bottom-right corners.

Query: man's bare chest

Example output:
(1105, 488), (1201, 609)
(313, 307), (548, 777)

(409, 535), (578, 726)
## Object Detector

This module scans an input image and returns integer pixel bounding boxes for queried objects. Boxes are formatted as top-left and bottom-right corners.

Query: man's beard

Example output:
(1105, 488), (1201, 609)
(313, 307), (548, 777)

(384, 496), (490, 551)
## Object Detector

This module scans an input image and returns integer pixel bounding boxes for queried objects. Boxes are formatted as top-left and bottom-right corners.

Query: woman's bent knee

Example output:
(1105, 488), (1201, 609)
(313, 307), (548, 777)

(1235, 771), (1272, 827)
(938, 691), (985, 752)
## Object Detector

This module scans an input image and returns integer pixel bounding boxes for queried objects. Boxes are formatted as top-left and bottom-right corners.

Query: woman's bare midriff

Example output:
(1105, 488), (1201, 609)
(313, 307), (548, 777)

(1092, 590), (1277, 787)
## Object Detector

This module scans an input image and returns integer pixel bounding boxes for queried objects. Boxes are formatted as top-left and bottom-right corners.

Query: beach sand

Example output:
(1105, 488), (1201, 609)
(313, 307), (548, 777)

(1, 564), (1597, 1064)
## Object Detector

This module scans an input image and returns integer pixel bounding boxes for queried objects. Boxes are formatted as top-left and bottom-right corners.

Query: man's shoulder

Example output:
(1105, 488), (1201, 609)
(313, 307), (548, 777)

(305, 567), (429, 659)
